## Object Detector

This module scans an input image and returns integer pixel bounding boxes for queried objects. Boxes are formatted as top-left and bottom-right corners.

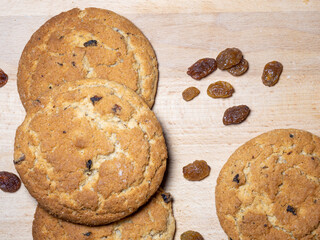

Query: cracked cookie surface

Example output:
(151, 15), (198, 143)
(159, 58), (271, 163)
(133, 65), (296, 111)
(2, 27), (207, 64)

(215, 129), (320, 240)
(14, 79), (167, 225)
(18, 7), (158, 111)
(32, 190), (175, 240)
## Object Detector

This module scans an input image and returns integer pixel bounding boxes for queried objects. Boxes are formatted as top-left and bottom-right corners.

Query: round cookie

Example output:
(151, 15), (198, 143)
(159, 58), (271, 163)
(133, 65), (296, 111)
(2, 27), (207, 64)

(216, 129), (320, 240)
(14, 79), (167, 225)
(18, 7), (158, 110)
(32, 190), (175, 240)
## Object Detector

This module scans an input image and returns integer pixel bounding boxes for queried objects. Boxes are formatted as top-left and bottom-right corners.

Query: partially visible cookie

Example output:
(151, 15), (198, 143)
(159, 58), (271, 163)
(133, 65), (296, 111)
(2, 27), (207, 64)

(18, 7), (158, 110)
(33, 190), (175, 240)
(216, 129), (320, 240)
(14, 79), (167, 225)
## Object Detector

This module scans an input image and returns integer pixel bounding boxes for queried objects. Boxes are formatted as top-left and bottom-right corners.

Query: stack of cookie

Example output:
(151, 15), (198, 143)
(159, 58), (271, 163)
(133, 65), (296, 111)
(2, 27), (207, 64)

(13, 8), (175, 239)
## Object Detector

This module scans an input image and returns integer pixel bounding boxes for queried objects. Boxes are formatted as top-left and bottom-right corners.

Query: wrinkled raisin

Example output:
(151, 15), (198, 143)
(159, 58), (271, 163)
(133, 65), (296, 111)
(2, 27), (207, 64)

(216, 48), (243, 70)
(83, 232), (92, 236)
(223, 105), (250, 125)
(183, 160), (210, 181)
(187, 58), (217, 80)
(112, 104), (122, 113)
(86, 160), (92, 170)
(181, 230), (204, 240)
(0, 68), (8, 88)
(13, 154), (25, 165)
(84, 40), (97, 47)
(227, 58), (249, 76)
(233, 174), (240, 183)
(0, 171), (21, 193)
(161, 192), (172, 203)
(286, 205), (297, 215)
(182, 87), (200, 101)
(261, 61), (283, 87)
(90, 96), (102, 105)
(207, 81), (234, 98)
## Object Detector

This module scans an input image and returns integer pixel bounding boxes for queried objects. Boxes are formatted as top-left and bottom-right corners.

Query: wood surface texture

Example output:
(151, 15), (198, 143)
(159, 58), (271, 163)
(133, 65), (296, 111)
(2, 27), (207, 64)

(0, 0), (320, 239)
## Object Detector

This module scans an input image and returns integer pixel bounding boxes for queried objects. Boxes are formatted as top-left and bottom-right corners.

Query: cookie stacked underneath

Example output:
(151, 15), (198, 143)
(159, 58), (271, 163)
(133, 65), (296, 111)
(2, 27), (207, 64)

(14, 8), (175, 239)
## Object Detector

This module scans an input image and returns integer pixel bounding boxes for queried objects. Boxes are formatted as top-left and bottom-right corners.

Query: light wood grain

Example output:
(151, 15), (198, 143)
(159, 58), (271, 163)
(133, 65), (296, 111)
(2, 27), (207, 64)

(1, 1), (320, 239)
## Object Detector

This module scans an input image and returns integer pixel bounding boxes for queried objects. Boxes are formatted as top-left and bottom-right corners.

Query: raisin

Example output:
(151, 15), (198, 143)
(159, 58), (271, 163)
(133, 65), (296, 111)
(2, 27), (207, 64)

(0, 68), (8, 88)
(286, 205), (297, 215)
(90, 96), (102, 105)
(13, 154), (25, 165)
(233, 174), (240, 183)
(261, 61), (283, 87)
(83, 232), (92, 236)
(71, 61), (76, 67)
(86, 160), (93, 170)
(84, 40), (97, 47)
(216, 48), (243, 70)
(181, 230), (204, 240)
(289, 134), (294, 138)
(187, 58), (217, 80)
(183, 160), (210, 181)
(182, 87), (200, 101)
(0, 171), (21, 193)
(161, 192), (172, 203)
(223, 105), (250, 125)
(207, 81), (234, 98)
(227, 58), (249, 76)
(112, 104), (122, 113)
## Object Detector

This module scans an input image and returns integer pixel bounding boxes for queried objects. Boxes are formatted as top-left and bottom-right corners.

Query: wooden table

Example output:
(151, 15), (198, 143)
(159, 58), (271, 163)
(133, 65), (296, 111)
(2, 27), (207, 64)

(1, 0), (320, 239)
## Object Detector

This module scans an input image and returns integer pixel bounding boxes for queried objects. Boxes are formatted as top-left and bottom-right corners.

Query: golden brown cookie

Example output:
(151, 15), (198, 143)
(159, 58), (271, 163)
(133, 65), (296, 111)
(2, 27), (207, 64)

(18, 7), (158, 110)
(216, 129), (320, 240)
(32, 190), (175, 240)
(14, 79), (167, 225)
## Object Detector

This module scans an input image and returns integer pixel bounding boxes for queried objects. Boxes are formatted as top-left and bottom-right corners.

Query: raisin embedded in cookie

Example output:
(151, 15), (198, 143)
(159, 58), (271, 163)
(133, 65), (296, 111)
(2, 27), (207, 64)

(32, 190), (176, 240)
(18, 8), (158, 110)
(216, 129), (320, 240)
(14, 79), (167, 225)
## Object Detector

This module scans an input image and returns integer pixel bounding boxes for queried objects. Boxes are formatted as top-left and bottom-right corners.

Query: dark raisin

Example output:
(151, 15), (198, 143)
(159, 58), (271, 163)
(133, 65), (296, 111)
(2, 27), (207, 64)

(311, 157), (315, 160)
(13, 154), (25, 165)
(0, 68), (8, 88)
(227, 58), (249, 76)
(161, 192), (172, 203)
(223, 105), (250, 125)
(289, 134), (294, 138)
(187, 58), (217, 80)
(286, 205), (297, 215)
(56, 62), (63, 66)
(183, 160), (210, 181)
(83, 232), (92, 236)
(207, 81), (234, 98)
(71, 61), (76, 67)
(264, 224), (268, 227)
(182, 87), (200, 101)
(112, 104), (122, 113)
(261, 61), (283, 87)
(90, 96), (102, 105)
(0, 171), (21, 193)
(62, 131), (66, 134)
(181, 230), (204, 240)
(216, 48), (243, 70)
(84, 40), (98, 47)
(233, 174), (240, 183)
(287, 151), (292, 155)
(59, 36), (64, 39)
(86, 160), (93, 170)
